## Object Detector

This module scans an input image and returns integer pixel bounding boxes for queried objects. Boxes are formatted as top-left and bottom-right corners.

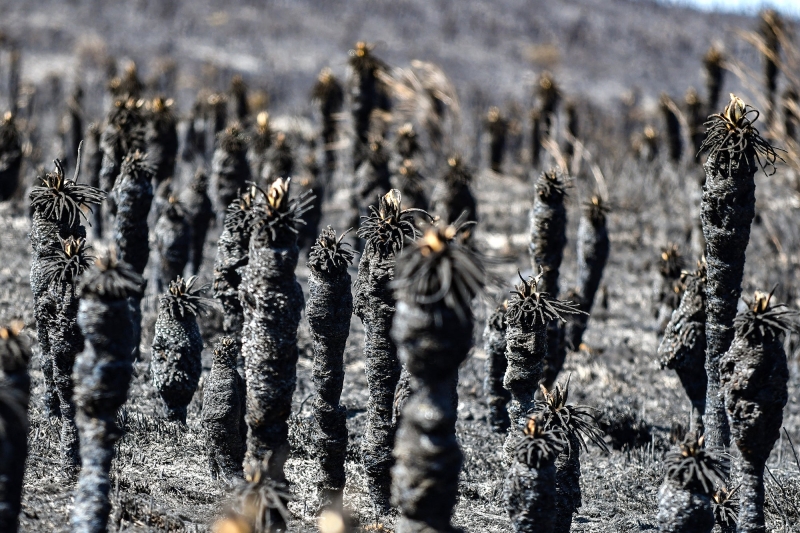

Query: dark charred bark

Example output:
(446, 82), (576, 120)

(483, 302), (510, 432)
(202, 336), (246, 480)
(430, 156), (476, 224)
(486, 107), (507, 173)
(0, 113), (23, 202)
(153, 199), (192, 294)
(307, 227), (354, 508)
(180, 169), (214, 275)
(661, 94), (683, 163)
(145, 97), (179, 184)
(311, 68), (344, 181)
(211, 124), (251, 224)
(349, 42), (390, 171)
(656, 478), (714, 533)
(703, 47), (725, 117)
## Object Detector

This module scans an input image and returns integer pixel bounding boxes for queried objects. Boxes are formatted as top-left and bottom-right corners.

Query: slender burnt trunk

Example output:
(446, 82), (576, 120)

(355, 251), (400, 511)
(201, 337), (246, 480)
(504, 319), (548, 460)
(240, 228), (303, 481)
(504, 460), (557, 533)
(483, 304), (510, 431)
(307, 252), (353, 508)
(153, 204), (191, 294)
(700, 149), (756, 449)
(391, 302), (472, 532)
(553, 433), (582, 533)
(737, 462), (766, 533)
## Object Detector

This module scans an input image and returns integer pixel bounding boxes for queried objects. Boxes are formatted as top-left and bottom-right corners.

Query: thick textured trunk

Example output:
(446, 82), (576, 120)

(213, 223), (249, 339)
(151, 312), (203, 423)
(153, 214), (191, 294)
(355, 252), (400, 511)
(737, 462), (766, 533)
(240, 236), (303, 480)
(308, 265), (352, 507)
(391, 302), (471, 533)
(483, 306), (509, 431)
(49, 291), (82, 471)
(656, 478), (714, 533)
(504, 321), (548, 462)
(566, 212), (609, 351)
(211, 148), (251, 224)
(701, 150), (756, 449)
(72, 415), (115, 533)
(504, 461), (557, 533)
(201, 337), (245, 480)
(553, 433), (582, 533)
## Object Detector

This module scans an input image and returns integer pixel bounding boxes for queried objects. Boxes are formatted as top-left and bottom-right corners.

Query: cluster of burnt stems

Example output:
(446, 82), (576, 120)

(0, 11), (797, 533)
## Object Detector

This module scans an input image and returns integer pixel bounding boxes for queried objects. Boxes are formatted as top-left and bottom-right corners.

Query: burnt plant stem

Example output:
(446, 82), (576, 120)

(738, 463), (765, 533)
(483, 303), (510, 431)
(307, 227), (354, 508)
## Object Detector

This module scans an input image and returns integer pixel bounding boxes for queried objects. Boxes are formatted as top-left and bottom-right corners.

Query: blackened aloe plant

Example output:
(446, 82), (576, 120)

(240, 177), (313, 480)
(656, 433), (726, 533)
(484, 300), (510, 431)
(0, 112), (22, 201)
(430, 155), (477, 224)
(180, 168), (215, 275)
(100, 98), (146, 195)
(658, 259), (708, 433)
(229, 75), (249, 123)
(213, 185), (259, 341)
(530, 169), (570, 389)
(307, 226), (355, 509)
(720, 290), (796, 533)
(145, 96), (179, 184)
(354, 140), (392, 225)
(537, 379), (607, 533)
(248, 112), (272, 180)
(263, 132), (294, 181)
(0, 322), (31, 533)
(349, 41), (390, 171)
(355, 189), (428, 511)
(212, 123), (252, 221)
(202, 336), (246, 481)
(699, 94), (781, 449)
(565, 195), (610, 352)
(151, 276), (212, 423)
(655, 244), (686, 320)
(391, 222), (485, 532)
(111, 150), (154, 358)
(759, 10), (782, 123)
(30, 158), (105, 416)
(311, 67), (344, 180)
(41, 236), (92, 471)
(392, 159), (427, 211)
(703, 46), (725, 117)
(503, 272), (583, 462)
(486, 106), (508, 173)
(84, 123), (104, 233)
(504, 414), (566, 533)
(71, 250), (144, 533)
(153, 197), (192, 294)
(536, 72), (560, 141)
(661, 94), (683, 163)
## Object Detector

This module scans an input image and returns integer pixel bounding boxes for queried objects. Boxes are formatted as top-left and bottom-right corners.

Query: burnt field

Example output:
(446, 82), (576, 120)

(0, 1), (800, 533)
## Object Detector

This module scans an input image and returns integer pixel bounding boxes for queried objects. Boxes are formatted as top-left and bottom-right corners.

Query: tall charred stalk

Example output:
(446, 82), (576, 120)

(296, 151), (324, 252)
(565, 196), (609, 351)
(355, 189), (428, 511)
(782, 88), (798, 142)
(263, 132), (293, 181)
(484, 301), (510, 431)
(537, 72), (560, 141)
(180, 168), (214, 275)
(307, 227), (355, 509)
(530, 170), (569, 389)
(153, 197), (191, 294)
(564, 101), (578, 162)
(151, 276), (211, 423)
(720, 291), (795, 533)
(30, 158), (105, 416)
(685, 88), (706, 157)
(699, 94), (780, 449)
(145, 97), (179, 184)
(658, 260), (708, 432)
(248, 112), (272, 179)
(654, 243), (685, 325)
(395, 123), (420, 162)
(537, 380), (607, 533)
(430, 155), (477, 224)
(99, 98), (146, 196)
(202, 336), (246, 481)
(504, 415), (565, 533)
(656, 433), (725, 533)
(703, 46), (725, 117)
(311, 68), (344, 180)
(240, 178), (313, 480)
(530, 110), (542, 169)
(0, 322), (31, 533)
(61, 86), (83, 174)
(212, 123), (252, 222)
(84, 124), (104, 232)
(391, 222), (485, 532)
(41, 236), (92, 472)
(71, 251), (144, 533)
(111, 151), (154, 358)
(759, 10), (782, 124)
(229, 75), (249, 123)
(213, 185), (259, 342)
(349, 42), (390, 170)
(661, 94), (683, 163)
(392, 159), (428, 211)
(504, 272), (583, 462)
(354, 141), (392, 225)
(486, 106), (508, 173)
(0, 112), (22, 201)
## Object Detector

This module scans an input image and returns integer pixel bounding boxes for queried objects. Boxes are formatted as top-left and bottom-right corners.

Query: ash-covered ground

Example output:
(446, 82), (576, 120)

(2, 151), (799, 532)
